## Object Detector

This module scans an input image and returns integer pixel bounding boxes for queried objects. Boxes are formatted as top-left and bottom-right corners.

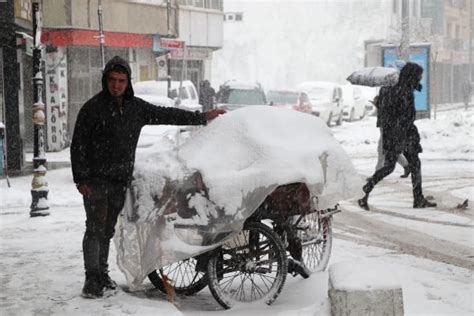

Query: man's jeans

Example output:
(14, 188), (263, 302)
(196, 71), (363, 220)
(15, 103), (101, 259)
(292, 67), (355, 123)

(83, 183), (126, 275)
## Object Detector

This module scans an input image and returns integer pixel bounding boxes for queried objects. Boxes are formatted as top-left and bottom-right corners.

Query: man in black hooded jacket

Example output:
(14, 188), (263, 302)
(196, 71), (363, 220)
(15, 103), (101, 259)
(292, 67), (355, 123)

(358, 62), (436, 211)
(70, 56), (225, 298)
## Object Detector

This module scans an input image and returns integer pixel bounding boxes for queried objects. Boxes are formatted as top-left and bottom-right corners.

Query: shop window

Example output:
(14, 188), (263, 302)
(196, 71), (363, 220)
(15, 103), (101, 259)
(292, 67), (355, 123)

(140, 65), (149, 81)
(211, 0), (222, 10)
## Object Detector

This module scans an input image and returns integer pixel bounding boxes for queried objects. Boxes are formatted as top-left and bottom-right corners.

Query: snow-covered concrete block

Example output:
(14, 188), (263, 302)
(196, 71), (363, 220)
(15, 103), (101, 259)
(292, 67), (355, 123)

(328, 260), (404, 316)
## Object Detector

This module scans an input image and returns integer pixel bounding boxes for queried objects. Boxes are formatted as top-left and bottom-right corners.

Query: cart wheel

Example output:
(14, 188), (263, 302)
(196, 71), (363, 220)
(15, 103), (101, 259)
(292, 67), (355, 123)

(207, 222), (288, 309)
(297, 212), (333, 273)
(148, 258), (208, 296)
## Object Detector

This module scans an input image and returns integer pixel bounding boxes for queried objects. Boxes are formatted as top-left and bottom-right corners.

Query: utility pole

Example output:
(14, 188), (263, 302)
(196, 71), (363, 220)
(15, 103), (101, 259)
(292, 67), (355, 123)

(400, 0), (410, 61)
(97, 0), (105, 69)
(167, 0), (172, 98)
(470, 0), (473, 84)
(30, 0), (49, 217)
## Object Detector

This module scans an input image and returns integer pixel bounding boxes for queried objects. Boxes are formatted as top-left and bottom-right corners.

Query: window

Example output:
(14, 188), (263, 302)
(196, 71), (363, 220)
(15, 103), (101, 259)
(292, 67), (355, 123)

(392, 0), (398, 14)
(412, 0), (418, 17)
(194, 0), (204, 7)
(211, 0), (222, 10)
(179, 87), (189, 99)
(228, 14), (234, 21)
(235, 13), (243, 21)
(188, 86), (197, 100)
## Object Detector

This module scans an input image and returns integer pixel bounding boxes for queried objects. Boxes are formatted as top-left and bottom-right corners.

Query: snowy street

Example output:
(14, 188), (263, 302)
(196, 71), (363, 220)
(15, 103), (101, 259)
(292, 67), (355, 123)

(1, 108), (472, 315)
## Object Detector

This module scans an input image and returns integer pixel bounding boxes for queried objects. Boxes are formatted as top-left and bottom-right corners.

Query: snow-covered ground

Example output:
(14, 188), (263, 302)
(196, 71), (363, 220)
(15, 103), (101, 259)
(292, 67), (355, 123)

(1, 108), (472, 315)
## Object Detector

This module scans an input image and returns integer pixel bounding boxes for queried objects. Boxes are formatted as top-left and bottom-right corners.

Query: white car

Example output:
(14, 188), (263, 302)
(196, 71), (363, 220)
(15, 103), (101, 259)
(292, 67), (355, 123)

(135, 94), (174, 108)
(341, 84), (367, 122)
(133, 80), (202, 112)
(297, 81), (344, 126)
(215, 80), (267, 111)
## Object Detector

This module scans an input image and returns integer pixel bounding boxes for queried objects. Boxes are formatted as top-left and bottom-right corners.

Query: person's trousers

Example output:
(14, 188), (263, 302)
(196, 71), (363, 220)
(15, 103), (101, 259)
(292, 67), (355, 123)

(369, 149), (422, 201)
(83, 183), (126, 275)
(375, 128), (408, 171)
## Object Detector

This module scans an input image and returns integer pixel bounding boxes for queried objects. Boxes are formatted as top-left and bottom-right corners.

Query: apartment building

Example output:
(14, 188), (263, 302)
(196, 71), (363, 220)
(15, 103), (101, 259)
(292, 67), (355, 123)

(0, 0), (223, 174)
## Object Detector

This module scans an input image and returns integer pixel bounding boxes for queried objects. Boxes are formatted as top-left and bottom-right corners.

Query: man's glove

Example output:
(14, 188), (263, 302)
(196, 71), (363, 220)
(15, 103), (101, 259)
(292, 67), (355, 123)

(77, 184), (92, 197)
(205, 109), (226, 121)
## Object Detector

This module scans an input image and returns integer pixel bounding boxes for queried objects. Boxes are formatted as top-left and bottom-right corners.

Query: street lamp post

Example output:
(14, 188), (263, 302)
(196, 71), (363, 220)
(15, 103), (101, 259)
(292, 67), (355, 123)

(30, 0), (49, 217)
(400, 0), (410, 61)
(97, 0), (105, 69)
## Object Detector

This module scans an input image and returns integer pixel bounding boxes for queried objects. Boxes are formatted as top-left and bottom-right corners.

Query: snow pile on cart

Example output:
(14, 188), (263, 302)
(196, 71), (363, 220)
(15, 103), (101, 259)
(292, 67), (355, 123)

(114, 106), (362, 290)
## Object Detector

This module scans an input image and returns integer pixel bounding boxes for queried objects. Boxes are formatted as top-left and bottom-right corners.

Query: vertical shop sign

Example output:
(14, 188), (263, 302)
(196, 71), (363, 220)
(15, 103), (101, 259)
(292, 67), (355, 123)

(45, 47), (68, 151)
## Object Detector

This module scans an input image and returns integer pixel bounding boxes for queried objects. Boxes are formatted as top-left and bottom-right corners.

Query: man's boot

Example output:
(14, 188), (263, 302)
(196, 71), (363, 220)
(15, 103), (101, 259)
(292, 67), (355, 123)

(358, 195), (370, 211)
(99, 240), (117, 290)
(82, 272), (103, 298)
(413, 196), (437, 208)
(400, 166), (410, 178)
(287, 258), (310, 279)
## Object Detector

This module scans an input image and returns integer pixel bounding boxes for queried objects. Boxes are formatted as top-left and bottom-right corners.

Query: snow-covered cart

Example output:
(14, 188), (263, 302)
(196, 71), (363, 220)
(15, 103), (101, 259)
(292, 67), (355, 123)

(114, 106), (362, 309)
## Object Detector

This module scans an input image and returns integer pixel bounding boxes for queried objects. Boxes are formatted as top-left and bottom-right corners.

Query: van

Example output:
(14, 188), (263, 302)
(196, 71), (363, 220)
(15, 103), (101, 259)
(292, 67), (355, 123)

(133, 80), (202, 112)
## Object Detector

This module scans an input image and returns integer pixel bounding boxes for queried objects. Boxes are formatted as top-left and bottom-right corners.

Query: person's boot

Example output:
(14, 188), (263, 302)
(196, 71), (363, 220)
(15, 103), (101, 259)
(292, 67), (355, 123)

(287, 258), (310, 279)
(358, 195), (370, 211)
(413, 196), (437, 208)
(99, 239), (117, 290)
(82, 272), (103, 298)
(400, 166), (410, 178)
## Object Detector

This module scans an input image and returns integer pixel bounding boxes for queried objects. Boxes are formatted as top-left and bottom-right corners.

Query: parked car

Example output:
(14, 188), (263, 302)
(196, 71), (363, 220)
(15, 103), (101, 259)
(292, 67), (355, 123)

(215, 80), (267, 111)
(135, 94), (174, 108)
(341, 84), (367, 121)
(266, 89), (312, 114)
(133, 80), (202, 112)
(297, 81), (344, 126)
(357, 86), (378, 116)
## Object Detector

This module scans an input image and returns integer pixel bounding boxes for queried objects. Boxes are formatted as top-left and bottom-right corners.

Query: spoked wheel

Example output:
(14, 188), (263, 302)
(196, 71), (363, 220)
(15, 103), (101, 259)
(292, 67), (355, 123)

(148, 257), (208, 295)
(207, 222), (288, 309)
(296, 211), (333, 273)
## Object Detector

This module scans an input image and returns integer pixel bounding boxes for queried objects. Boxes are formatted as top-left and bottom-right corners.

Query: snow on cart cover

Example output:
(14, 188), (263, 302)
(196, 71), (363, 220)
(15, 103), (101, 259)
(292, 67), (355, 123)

(114, 106), (362, 290)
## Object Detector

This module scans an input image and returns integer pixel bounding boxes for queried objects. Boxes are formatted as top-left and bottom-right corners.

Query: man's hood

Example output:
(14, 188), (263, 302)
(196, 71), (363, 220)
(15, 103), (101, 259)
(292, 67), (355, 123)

(398, 62), (423, 91)
(102, 56), (134, 99)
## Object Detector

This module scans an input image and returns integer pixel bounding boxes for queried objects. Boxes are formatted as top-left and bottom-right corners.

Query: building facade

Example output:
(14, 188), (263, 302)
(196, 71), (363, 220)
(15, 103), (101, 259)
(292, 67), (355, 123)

(366, 0), (472, 106)
(1, 0), (223, 174)
(0, 0), (35, 174)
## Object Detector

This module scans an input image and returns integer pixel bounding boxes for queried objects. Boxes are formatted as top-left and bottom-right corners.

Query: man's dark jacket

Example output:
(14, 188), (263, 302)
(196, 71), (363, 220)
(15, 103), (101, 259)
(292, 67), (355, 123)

(377, 62), (423, 154)
(71, 56), (207, 186)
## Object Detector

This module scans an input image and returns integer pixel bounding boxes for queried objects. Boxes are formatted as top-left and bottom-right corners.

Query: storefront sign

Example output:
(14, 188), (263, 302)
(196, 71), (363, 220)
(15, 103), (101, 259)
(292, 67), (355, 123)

(170, 47), (210, 60)
(45, 47), (68, 151)
(160, 38), (185, 50)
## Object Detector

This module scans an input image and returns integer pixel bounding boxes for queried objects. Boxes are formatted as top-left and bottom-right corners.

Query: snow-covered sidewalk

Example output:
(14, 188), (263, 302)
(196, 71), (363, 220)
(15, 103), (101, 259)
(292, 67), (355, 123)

(1, 109), (472, 315)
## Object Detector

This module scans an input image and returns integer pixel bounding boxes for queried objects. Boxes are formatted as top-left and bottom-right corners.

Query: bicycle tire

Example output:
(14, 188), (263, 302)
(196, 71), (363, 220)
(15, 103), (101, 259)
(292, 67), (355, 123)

(207, 221), (288, 309)
(148, 258), (208, 296)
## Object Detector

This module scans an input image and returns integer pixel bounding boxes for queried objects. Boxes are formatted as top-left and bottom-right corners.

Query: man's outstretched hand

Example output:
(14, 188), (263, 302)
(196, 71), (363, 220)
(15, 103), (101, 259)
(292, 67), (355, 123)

(77, 184), (92, 197)
(205, 108), (226, 121)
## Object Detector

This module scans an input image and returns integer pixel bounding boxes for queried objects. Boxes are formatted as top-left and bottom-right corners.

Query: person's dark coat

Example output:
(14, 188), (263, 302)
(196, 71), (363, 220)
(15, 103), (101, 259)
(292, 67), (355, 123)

(71, 56), (207, 186)
(199, 80), (216, 112)
(378, 62), (423, 154)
